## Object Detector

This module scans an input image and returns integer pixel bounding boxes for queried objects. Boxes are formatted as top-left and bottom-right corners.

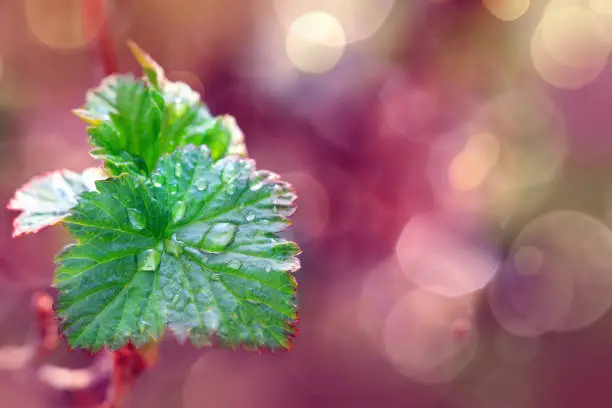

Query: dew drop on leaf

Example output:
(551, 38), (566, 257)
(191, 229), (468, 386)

(164, 238), (183, 257)
(246, 213), (255, 222)
(127, 208), (146, 230)
(137, 248), (161, 271)
(265, 265), (272, 272)
(228, 260), (242, 270)
(152, 179), (162, 188)
(175, 163), (183, 177)
(171, 200), (186, 222)
(195, 178), (207, 191)
(200, 222), (238, 252)
(170, 293), (181, 307)
(139, 320), (150, 334)
(203, 308), (220, 330)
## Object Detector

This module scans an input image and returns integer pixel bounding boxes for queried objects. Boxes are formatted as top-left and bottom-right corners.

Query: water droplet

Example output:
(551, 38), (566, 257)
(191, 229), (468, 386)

(227, 184), (236, 195)
(172, 200), (186, 222)
(203, 308), (220, 330)
(127, 208), (146, 230)
(163, 238), (183, 257)
(139, 319), (151, 333)
(228, 260), (242, 270)
(265, 265), (272, 272)
(152, 179), (162, 188)
(210, 272), (220, 281)
(137, 249), (161, 272)
(246, 213), (255, 222)
(195, 178), (207, 191)
(170, 293), (181, 307)
(250, 183), (263, 191)
(200, 222), (238, 252)
(175, 163), (183, 177)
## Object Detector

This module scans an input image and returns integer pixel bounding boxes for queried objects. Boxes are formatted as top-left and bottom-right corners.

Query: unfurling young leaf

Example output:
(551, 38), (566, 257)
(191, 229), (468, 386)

(7, 168), (107, 237)
(75, 44), (246, 177)
(9, 43), (300, 352)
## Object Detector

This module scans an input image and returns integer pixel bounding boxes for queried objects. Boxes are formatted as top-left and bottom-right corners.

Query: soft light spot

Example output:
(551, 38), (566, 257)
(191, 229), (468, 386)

(509, 211), (612, 333)
(513, 246), (544, 276)
(448, 132), (501, 191)
(488, 275), (547, 338)
(531, 24), (606, 89)
(483, 0), (530, 21)
(274, 0), (396, 43)
(590, 0), (612, 15)
(540, 6), (609, 69)
(358, 259), (410, 346)
(382, 289), (478, 383)
(285, 11), (346, 74)
(395, 213), (499, 297)
(26, 0), (105, 49)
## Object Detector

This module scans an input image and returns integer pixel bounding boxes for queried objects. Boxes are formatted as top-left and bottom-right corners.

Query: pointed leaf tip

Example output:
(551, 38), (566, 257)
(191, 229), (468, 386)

(72, 109), (103, 126)
(127, 40), (165, 87)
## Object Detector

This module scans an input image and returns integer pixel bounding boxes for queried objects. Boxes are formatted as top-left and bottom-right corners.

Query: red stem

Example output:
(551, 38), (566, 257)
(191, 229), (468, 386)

(82, 0), (119, 78)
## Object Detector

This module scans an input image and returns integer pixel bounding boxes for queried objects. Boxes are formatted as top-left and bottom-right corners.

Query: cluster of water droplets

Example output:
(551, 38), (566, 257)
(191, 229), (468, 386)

(130, 155), (291, 282)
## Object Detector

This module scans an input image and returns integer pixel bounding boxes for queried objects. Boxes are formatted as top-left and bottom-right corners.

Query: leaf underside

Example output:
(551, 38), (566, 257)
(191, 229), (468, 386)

(54, 145), (299, 351)
(7, 168), (107, 237)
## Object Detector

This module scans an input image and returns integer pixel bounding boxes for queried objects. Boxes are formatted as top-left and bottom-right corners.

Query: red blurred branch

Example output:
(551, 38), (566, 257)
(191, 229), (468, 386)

(0, 292), (155, 407)
(82, 0), (119, 79)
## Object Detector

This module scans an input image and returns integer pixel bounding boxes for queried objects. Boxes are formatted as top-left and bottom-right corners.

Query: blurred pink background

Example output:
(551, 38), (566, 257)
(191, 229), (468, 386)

(2, 0), (612, 407)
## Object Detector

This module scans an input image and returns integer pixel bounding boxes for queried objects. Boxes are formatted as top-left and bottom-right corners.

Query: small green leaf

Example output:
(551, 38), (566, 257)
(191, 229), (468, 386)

(76, 44), (247, 176)
(7, 168), (107, 237)
(55, 145), (299, 351)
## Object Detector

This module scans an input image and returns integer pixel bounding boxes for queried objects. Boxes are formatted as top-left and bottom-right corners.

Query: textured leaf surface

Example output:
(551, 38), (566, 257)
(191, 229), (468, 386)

(55, 145), (298, 351)
(76, 46), (246, 176)
(8, 168), (107, 237)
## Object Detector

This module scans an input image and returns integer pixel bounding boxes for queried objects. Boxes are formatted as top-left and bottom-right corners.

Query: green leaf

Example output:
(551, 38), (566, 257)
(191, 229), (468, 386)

(7, 168), (107, 237)
(54, 145), (299, 351)
(75, 44), (246, 177)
